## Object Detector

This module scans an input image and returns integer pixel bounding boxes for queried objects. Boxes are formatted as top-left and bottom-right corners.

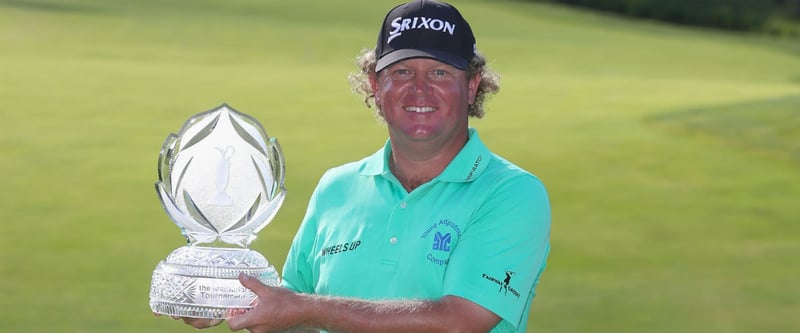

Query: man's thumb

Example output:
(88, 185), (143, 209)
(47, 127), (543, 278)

(239, 273), (267, 295)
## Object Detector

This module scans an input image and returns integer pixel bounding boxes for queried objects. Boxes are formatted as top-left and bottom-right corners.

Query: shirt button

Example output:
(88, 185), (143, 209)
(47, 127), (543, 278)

(389, 237), (398, 245)
(400, 202), (407, 208)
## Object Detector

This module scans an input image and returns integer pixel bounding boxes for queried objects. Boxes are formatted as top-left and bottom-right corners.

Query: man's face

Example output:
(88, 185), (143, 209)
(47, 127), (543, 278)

(370, 58), (479, 146)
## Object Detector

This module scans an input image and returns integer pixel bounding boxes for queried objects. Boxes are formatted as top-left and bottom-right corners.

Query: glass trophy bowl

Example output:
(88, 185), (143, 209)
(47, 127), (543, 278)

(149, 104), (285, 319)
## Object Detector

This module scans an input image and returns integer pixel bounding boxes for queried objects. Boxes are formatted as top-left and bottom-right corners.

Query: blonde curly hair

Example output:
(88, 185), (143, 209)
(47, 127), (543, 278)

(348, 48), (500, 119)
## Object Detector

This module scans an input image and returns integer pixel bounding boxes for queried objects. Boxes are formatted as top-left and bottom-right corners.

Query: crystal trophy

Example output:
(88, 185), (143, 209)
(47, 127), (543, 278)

(149, 104), (285, 319)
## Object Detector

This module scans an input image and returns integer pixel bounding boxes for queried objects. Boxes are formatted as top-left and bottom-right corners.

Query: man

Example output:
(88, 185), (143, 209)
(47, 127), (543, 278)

(179, 0), (550, 332)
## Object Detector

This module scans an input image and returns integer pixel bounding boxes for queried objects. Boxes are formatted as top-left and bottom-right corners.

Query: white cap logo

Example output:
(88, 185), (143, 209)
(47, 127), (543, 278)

(387, 16), (456, 44)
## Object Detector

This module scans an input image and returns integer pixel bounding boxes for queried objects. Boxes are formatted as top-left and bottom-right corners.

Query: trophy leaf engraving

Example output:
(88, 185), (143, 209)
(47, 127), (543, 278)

(155, 104), (287, 247)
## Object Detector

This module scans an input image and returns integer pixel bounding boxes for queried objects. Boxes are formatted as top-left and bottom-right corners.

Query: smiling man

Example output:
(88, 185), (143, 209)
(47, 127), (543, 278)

(177, 1), (551, 332)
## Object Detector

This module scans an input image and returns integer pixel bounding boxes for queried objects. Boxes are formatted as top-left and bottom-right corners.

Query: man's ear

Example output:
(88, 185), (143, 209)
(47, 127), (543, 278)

(467, 73), (481, 105)
(369, 72), (379, 96)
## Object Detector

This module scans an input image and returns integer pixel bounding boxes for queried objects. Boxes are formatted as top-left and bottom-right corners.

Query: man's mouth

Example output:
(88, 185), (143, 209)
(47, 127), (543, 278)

(404, 106), (436, 113)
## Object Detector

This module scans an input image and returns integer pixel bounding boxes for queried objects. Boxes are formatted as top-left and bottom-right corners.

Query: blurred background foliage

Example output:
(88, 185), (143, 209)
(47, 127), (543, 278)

(532, 0), (800, 36)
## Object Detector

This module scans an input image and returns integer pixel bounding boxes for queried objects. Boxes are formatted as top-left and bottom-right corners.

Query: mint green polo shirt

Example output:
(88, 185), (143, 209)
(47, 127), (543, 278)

(282, 128), (551, 332)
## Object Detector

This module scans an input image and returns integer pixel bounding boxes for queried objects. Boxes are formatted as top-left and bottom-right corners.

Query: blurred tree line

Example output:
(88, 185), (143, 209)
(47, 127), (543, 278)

(532, 0), (800, 36)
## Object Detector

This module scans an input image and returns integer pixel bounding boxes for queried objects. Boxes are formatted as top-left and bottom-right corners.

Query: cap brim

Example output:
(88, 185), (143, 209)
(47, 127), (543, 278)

(376, 49), (469, 72)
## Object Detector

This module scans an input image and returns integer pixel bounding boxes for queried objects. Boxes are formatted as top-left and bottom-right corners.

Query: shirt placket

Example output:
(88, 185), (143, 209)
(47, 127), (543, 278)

(379, 196), (408, 271)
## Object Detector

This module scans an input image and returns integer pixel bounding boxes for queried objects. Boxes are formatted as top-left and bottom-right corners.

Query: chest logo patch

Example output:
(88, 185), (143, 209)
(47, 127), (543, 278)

(420, 219), (462, 266)
(433, 232), (451, 252)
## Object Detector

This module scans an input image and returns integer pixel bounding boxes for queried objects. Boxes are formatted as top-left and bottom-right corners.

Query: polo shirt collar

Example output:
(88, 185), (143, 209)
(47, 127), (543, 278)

(360, 128), (491, 183)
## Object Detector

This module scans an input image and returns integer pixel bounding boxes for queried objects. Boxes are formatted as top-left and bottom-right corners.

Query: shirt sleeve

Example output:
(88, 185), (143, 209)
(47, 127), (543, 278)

(280, 184), (321, 294)
(442, 172), (551, 330)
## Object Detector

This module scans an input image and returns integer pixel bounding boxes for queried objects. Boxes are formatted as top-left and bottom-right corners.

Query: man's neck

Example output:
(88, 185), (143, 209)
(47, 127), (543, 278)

(388, 133), (469, 192)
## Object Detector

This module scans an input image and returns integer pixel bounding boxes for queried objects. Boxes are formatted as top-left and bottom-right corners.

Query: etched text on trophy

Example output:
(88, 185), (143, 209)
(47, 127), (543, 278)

(192, 278), (252, 306)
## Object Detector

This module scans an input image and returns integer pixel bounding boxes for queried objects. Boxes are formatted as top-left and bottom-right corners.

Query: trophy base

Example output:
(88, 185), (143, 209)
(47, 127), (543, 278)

(149, 246), (280, 319)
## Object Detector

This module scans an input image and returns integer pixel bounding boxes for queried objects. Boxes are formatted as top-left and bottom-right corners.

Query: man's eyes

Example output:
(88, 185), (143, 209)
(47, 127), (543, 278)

(389, 68), (451, 78)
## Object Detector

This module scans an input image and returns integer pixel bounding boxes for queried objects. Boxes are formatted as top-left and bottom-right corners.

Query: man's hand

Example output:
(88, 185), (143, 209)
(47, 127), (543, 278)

(153, 313), (223, 329)
(175, 317), (224, 329)
(226, 273), (303, 333)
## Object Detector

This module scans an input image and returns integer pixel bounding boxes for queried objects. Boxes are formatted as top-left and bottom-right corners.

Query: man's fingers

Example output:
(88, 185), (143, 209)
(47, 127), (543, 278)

(239, 273), (269, 296)
(182, 317), (200, 328)
(227, 307), (250, 317)
(228, 274), (264, 331)
(226, 310), (250, 331)
(181, 317), (223, 329)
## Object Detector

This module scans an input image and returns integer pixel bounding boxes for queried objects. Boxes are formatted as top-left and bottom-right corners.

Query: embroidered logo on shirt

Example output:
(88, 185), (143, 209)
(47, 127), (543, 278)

(420, 219), (462, 266)
(319, 240), (362, 257)
(464, 155), (483, 181)
(482, 270), (521, 298)
(432, 232), (451, 252)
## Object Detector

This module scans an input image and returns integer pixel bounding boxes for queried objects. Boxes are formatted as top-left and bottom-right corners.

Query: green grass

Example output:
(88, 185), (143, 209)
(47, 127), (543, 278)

(646, 95), (800, 164)
(1, 0), (799, 332)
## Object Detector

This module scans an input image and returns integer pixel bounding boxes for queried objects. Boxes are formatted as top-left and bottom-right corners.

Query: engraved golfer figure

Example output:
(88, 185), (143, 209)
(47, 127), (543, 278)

(211, 146), (235, 206)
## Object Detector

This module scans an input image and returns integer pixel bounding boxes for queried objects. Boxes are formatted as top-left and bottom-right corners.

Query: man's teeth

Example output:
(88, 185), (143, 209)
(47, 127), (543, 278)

(405, 106), (436, 113)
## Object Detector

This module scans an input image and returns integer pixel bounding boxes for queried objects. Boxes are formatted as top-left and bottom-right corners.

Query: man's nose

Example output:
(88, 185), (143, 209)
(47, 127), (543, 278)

(412, 75), (430, 93)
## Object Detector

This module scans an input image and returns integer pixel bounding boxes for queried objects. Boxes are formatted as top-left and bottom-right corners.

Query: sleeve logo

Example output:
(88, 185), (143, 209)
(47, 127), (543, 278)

(481, 270), (521, 298)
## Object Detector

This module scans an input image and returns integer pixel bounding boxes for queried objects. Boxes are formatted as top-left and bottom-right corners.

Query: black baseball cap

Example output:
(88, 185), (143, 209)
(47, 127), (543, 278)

(375, 0), (476, 72)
